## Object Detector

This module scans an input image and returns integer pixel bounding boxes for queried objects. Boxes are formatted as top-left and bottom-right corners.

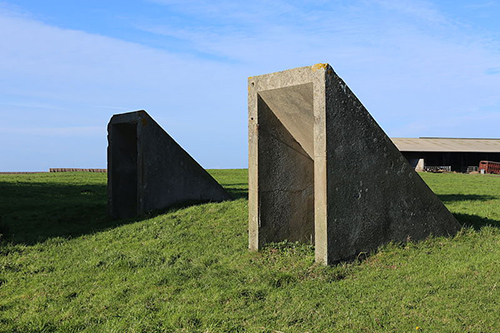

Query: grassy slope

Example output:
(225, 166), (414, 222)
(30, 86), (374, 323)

(0, 171), (499, 332)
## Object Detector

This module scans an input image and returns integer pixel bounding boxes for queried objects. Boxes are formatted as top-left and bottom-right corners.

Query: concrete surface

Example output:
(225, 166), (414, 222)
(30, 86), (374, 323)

(408, 158), (425, 172)
(108, 110), (231, 219)
(248, 64), (461, 265)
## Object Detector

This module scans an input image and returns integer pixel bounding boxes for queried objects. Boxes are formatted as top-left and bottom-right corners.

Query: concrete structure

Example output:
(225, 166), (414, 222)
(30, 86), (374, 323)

(248, 64), (461, 265)
(392, 137), (500, 172)
(108, 110), (231, 219)
(414, 158), (425, 172)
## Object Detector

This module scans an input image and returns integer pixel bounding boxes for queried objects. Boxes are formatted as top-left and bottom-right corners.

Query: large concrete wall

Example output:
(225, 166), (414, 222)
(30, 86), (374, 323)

(248, 64), (461, 265)
(108, 110), (231, 219)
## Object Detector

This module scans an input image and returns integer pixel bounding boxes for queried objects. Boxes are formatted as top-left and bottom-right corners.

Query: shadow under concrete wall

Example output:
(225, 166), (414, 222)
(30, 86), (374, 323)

(0, 177), (241, 246)
(436, 193), (500, 230)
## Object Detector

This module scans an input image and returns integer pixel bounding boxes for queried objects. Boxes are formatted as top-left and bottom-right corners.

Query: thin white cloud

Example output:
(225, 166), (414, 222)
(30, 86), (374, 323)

(393, 110), (500, 137)
(0, 126), (103, 137)
(371, 0), (452, 25)
(485, 68), (500, 75)
(93, 105), (134, 111)
(0, 101), (65, 111)
(463, 2), (498, 10)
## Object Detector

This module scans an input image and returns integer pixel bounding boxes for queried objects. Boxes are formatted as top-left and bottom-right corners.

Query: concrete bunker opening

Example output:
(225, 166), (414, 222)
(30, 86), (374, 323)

(110, 122), (138, 218)
(257, 83), (315, 244)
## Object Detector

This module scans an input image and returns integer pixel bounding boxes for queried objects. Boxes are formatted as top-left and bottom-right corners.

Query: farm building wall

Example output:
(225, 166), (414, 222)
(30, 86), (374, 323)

(401, 151), (500, 172)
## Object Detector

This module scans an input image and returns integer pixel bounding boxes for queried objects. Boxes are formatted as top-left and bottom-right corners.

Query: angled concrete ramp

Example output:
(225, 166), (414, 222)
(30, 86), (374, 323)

(248, 64), (461, 265)
(108, 110), (231, 219)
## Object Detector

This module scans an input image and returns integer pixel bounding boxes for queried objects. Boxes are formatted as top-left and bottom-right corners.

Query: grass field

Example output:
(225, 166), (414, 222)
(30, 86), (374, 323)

(1, 170), (500, 332)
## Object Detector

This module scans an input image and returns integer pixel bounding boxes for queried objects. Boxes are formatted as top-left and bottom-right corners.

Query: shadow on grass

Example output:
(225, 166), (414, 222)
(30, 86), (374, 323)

(438, 194), (497, 203)
(0, 179), (245, 246)
(224, 187), (248, 199)
(453, 213), (500, 230)
(0, 181), (129, 245)
(436, 194), (500, 230)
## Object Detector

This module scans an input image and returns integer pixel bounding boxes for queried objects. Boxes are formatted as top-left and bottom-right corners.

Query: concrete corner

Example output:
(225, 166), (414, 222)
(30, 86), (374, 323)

(248, 64), (461, 265)
(108, 110), (231, 219)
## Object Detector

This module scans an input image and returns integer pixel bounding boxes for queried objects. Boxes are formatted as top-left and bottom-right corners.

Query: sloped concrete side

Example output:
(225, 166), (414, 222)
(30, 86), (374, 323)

(108, 110), (231, 219)
(323, 68), (461, 264)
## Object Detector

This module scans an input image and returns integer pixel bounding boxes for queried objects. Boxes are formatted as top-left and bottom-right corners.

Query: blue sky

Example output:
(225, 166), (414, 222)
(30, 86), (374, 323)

(1, 0), (499, 171)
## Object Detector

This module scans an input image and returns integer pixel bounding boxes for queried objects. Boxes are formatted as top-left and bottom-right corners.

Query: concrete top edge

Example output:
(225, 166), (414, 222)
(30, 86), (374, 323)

(109, 110), (148, 124)
(248, 63), (332, 81)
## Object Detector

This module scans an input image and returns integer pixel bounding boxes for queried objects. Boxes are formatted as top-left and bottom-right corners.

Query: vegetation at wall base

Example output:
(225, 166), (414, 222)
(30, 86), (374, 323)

(1, 171), (500, 332)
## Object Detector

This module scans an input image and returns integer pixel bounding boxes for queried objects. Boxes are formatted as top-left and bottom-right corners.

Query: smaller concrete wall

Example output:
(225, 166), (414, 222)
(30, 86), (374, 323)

(108, 110), (231, 219)
(408, 158), (425, 172)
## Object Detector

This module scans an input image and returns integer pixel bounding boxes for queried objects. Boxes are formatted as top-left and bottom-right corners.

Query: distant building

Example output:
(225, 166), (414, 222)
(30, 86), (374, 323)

(391, 137), (500, 172)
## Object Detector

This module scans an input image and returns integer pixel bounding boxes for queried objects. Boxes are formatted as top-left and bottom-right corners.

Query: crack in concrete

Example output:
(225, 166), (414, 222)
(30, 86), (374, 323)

(261, 186), (313, 194)
(261, 128), (313, 161)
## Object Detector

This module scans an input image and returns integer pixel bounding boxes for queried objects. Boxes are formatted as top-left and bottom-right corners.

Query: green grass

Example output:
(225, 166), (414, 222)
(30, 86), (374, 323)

(420, 172), (500, 229)
(1, 171), (500, 332)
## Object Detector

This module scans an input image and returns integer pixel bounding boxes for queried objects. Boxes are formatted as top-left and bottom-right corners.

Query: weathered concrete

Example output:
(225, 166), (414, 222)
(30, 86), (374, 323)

(408, 158), (425, 172)
(108, 110), (231, 219)
(248, 64), (461, 265)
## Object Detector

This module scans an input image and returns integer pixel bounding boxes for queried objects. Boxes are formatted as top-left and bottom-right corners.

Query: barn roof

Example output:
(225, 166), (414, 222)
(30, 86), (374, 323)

(391, 137), (500, 153)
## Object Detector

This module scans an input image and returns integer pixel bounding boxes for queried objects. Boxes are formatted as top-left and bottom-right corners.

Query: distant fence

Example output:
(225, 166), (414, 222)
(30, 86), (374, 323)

(424, 166), (452, 173)
(0, 169), (107, 174)
(49, 168), (107, 173)
(467, 166), (479, 173)
(0, 172), (46, 174)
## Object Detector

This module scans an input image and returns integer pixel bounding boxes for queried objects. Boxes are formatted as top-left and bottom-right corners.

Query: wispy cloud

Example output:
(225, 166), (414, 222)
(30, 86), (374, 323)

(463, 1), (498, 10)
(393, 109), (500, 137)
(0, 126), (102, 137)
(485, 68), (500, 75)
(371, 0), (452, 25)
